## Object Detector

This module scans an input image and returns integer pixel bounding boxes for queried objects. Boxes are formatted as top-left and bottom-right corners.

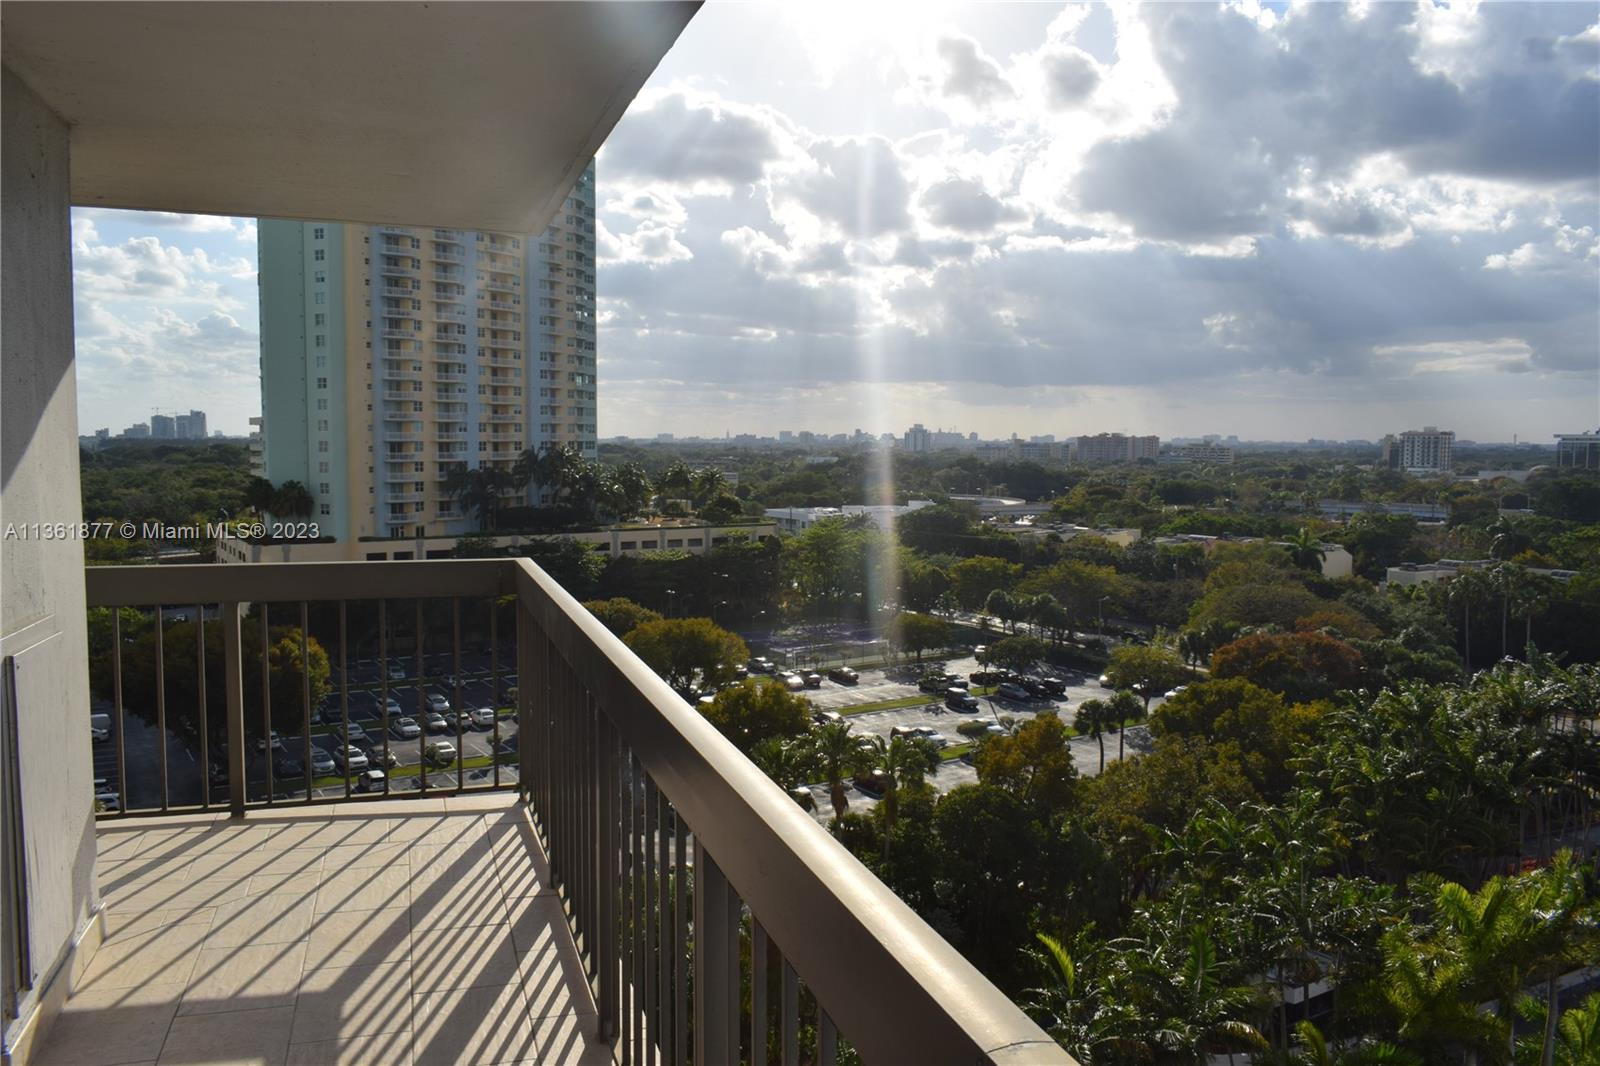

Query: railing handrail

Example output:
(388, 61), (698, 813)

(80, 559), (1071, 1064)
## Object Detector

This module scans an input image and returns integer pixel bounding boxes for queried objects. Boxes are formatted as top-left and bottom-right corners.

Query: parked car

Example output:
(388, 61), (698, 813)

(779, 672), (805, 692)
(332, 745), (368, 772)
(918, 675), (950, 693)
(788, 786), (815, 812)
(424, 741), (457, 765)
(826, 666), (859, 685)
(1023, 677), (1053, 698)
(1164, 685), (1188, 700)
(89, 713), (111, 742)
(387, 661), (407, 680)
(803, 672), (823, 688)
(427, 692), (451, 713)
(339, 721), (368, 744)
(256, 730), (283, 752)
(424, 711), (450, 734)
(732, 664), (749, 680)
(356, 769), (387, 793)
(390, 716), (422, 740)
(852, 770), (888, 797)
(747, 657), (776, 674)
(272, 753), (304, 778)
(383, 697), (403, 717)
(309, 747), (337, 775)
(1098, 673), (1115, 689)
(1039, 677), (1068, 697)
(996, 682), (1033, 701)
(945, 691), (981, 712)
(470, 707), (497, 729)
(812, 710), (846, 727)
(891, 725), (949, 749)
(94, 785), (120, 812)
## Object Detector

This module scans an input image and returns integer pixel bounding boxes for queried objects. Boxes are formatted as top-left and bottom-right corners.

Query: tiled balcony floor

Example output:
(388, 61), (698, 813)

(36, 794), (610, 1066)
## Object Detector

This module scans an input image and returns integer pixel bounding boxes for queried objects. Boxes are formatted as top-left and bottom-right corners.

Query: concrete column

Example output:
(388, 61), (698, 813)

(2, 65), (99, 1064)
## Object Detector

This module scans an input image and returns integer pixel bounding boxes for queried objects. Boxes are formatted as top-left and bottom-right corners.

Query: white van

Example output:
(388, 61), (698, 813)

(90, 713), (111, 742)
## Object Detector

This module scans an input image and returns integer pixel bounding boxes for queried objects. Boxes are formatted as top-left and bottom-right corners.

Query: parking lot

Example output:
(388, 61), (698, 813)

(92, 652), (520, 810)
(790, 654), (1165, 822)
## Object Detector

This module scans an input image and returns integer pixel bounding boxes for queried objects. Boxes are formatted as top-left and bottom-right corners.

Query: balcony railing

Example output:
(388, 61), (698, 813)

(81, 560), (1066, 1064)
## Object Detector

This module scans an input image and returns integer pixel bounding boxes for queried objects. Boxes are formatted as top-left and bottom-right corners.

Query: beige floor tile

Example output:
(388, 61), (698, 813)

(489, 833), (551, 900)
(190, 848), (323, 884)
(243, 872), (321, 903)
(510, 897), (590, 1019)
(206, 895), (314, 948)
(285, 1030), (411, 1066)
(96, 830), (147, 863)
(302, 908), (411, 971)
(180, 942), (307, 1016)
(79, 925), (208, 992)
(531, 1011), (611, 1066)
(107, 878), (249, 914)
(315, 866), (412, 915)
(31, 982), (185, 1066)
(157, 1004), (293, 1066)
(98, 854), (196, 888)
(412, 982), (536, 1066)
(185, 827), (271, 854)
(102, 906), (217, 943)
(321, 842), (409, 871)
(444, 792), (519, 814)
(411, 924), (522, 996)
(290, 962), (413, 1044)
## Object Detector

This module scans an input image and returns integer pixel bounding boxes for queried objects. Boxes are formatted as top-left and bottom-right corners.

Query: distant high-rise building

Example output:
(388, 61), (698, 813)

(1555, 431), (1600, 469)
(258, 162), (596, 540)
(173, 409), (207, 439)
(1167, 443), (1235, 464)
(1074, 433), (1160, 464)
(150, 413), (176, 438)
(122, 423), (150, 439)
(1385, 426), (1454, 472)
(94, 428), (109, 441)
(903, 423), (932, 453)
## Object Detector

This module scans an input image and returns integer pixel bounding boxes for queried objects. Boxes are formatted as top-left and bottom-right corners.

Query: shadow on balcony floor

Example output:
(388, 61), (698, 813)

(35, 795), (611, 1066)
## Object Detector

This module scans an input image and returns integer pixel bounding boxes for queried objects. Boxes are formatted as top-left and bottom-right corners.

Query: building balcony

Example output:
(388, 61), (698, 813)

(483, 280), (519, 296)
(382, 285), (418, 298)
(381, 328), (421, 341)
(380, 261), (420, 278)
(45, 561), (1062, 1066)
(431, 250), (464, 264)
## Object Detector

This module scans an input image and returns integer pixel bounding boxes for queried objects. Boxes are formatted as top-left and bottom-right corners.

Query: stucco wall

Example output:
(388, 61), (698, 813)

(1, 65), (98, 1052)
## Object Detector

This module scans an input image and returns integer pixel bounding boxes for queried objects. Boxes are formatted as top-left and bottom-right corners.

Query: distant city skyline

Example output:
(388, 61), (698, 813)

(70, 3), (1599, 445)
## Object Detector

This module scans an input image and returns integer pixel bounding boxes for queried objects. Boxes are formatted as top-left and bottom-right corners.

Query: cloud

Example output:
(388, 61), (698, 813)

(787, 137), (914, 238)
(1041, 47), (1101, 109)
(597, 219), (693, 267)
(920, 177), (1026, 233)
(600, 91), (793, 188)
(935, 36), (1014, 105)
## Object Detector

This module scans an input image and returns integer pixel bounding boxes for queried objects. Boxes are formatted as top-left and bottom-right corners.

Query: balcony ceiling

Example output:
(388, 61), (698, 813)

(1, 1), (697, 232)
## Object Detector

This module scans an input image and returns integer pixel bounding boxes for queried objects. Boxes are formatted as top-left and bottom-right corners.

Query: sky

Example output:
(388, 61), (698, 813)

(72, 1), (1600, 442)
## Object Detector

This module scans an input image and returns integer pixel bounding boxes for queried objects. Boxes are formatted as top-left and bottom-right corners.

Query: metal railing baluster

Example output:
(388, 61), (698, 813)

(753, 920), (770, 1066)
(222, 602), (245, 816)
(339, 602), (350, 800)
(300, 602), (312, 804)
(261, 604), (273, 805)
(781, 959), (799, 1066)
(452, 598), (462, 792)
(818, 1009), (838, 1066)
(154, 606), (167, 811)
(379, 599), (390, 796)
(674, 816), (688, 1066)
(196, 604), (208, 810)
(111, 608), (126, 817)
(418, 599), (428, 795)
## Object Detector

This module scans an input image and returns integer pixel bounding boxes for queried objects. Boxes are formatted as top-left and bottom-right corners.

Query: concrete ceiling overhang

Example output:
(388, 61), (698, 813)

(1, 1), (697, 232)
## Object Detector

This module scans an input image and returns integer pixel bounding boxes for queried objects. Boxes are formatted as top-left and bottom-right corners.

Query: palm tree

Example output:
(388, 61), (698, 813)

(861, 733), (936, 842)
(1073, 698), (1113, 772)
(691, 467), (728, 508)
(1511, 573), (1553, 657)
(1446, 568), (1494, 678)
(270, 480), (314, 519)
(516, 442), (581, 505)
(1285, 527), (1327, 573)
(984, 588), (1018, 632)
(611, 462), (653, 518)
(243, 476), (276, 515)
(1106, 689), (1143, 761)
(442, 464), (507, 531)
(656, 460), (693, 504)
(808, 721), (861, 817)
(1488, 516), (1530, 561)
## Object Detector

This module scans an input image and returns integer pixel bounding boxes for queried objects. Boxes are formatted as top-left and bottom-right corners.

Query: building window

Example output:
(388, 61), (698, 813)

(313, 226), (325, 240)
(315, 355), (327, 368)
(319, 503), (331, 515)
(315, 292), (327, 305)
(319, 482), (330, 494)
(316, 377), (328, 389)
(314, 334), (326, 348)
(318, 441), (329, 453)
(319, 461), (330, 473)
(314, 313), (326, 326)
(314, 270), (326, 283)
(317, 419), (329, 431)
(316, 398), (328, 410)
(313, 249), (325, 261)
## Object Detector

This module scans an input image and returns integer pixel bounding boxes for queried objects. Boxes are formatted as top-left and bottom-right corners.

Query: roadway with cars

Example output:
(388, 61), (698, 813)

(790, 654), (1166, 822)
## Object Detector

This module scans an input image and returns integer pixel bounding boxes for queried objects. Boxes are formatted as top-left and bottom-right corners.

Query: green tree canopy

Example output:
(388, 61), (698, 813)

(623, 617), (749, 692)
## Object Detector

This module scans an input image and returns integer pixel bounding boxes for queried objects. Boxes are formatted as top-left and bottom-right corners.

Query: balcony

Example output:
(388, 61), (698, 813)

(53, 560), (1062, 1065)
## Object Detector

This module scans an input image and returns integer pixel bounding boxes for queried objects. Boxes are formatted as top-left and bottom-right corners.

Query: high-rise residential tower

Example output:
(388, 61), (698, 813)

(257, 163), (597, 542)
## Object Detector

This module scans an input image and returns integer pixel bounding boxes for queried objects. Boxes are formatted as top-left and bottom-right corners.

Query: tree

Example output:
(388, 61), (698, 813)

(270, 480), (314, 519)
(581, 597), (662, 638)
(451, 533), (501, 559)
(1073, 698), (1115, 772)
(1444, 567), (1495, 677)
(988, 634), (1048, 674)
(1488, 516), (1532, 562)
(808, 720), (864, 817)
(691, 467), (729, 508)
(858, 733), (937, 840)
(974, 711), (1080, 815)
(443, 465), (510, 531)
(1285, 527), (1328, 572)
(243, 476), (276, 514)
(1105, 688), (1145, 760)
(623, 617), (749, 692)
(1210, 631), (1366, 702)
(889, 611), (948, 661)
(1105, 645), (1187, 714)
(949, 555), (1021, 611)
(699, 678), (811, 754)
(699, 493), (743, 524)
(655, 460), (694, 503)
(984, 588), (1020, 631)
